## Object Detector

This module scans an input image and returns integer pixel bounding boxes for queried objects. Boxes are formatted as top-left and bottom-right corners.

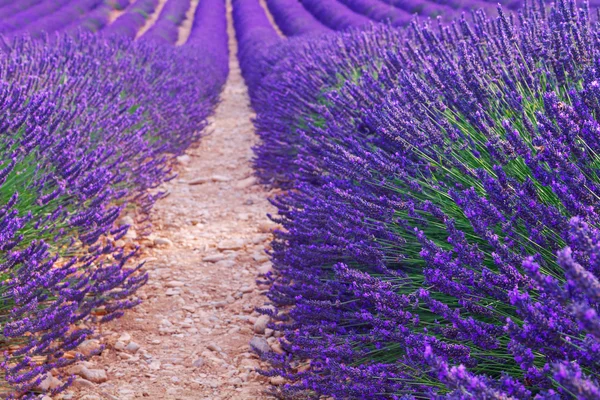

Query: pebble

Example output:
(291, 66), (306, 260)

(38, 374), (63, 391)
(149, 360), (161, 370)
(253, 315), (270, 334)
(68, 365), (108, 383)
(166, 280), (185, 288)
(211, 174), (232, 182)
(252, 253), (269, 263)
(114, 341), (126, 351)
(118, 332), (132, 343)
(192, 358), (205, 368)
(270, 376), (286, 385)
(235, 176), (257, 189)
(239, 285), (253, 294)
(257, 262), (272, 275)
(125, 341), (140, 353)
(215, 259), (236, 268)
(217, 239), (246, 251)
(206, 343), (222, 352)
(270, 342), (285, 355)
(153, 237), (173, 247)
(249, 336), (270, 354)
(188, 177), (211, 185)
(258, 221), (278, 233)
(165, 288), (180, 296)
(202, 254), (226, 263)
(77, 339), (102, 356)
(229, 377), (243, 386)
(177, 154), (191, 164)
(72, 378), (96, 389)
(79, 396), (102, 400)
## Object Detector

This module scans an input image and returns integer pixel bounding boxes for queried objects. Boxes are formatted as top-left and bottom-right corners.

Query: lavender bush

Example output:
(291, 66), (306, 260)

(266, 0), (332, 37)
(298, 0), (372, 30)
(232, 0), (280, 98)
(7, 0), (105, 39)
(238, 0), (600, 398)
(141, 0), (191, 44)
(336, 0), (413, 26)
(102, 0), (159, 39)
(0, 0), (228, 397)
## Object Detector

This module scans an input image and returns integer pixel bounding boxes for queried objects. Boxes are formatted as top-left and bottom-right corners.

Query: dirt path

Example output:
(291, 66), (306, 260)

(67, 4), (277, 400)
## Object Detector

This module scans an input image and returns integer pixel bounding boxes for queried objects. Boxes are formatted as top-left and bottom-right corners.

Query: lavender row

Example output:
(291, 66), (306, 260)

(240, 0), (600, 398)
(298, 0), (372, 30)
(265, 0), (332, 37)
(8, 0), (105, 39)
(0, 0), (73, 34)
(380, 0), (490, 19)
(0, 2), (229, 398)
(141, 0), (191, 45)
(0, 0), (44, 19)
(69, 0), (129, 34)
(101, 0), (158, 40)
(232, 0), (281, 97)
(185, 0), (229, 86)
(337, 0), (413, 26)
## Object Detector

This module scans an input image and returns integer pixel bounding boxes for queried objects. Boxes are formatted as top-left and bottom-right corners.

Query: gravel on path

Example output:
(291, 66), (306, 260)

(67, 2), (278, 399)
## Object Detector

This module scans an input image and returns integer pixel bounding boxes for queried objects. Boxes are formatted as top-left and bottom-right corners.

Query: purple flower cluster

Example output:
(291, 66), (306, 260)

(0, 0), (228, 397)
(236, 0), (600, 398)
(141, 0), (191, 44)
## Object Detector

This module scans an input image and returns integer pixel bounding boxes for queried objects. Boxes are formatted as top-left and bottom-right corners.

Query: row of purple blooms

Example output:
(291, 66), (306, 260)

(0, 0), (228, 397)
(235, 0), (600, 398)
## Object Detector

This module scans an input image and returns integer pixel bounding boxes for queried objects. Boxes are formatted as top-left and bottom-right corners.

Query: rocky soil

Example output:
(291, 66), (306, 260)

(49, 3), (280, 399)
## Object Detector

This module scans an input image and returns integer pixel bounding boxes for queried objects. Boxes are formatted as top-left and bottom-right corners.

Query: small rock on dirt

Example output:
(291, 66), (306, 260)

(235, 176), (256, 189)
(249, 336), (270, 354)
(118, 332), (131, 343)
(125, 341), (140, 353)
(188, 177), (211, 185)
(253, 315), (270, 334)
(270, 376), (286, 385)
(72, 378), (96, 389)
(192, 358), (204, 368)
(153, 237), (173, 247)
(177, 154), (191, 164)
(211, 174), (232, 182)
(77, 339), (102, 356)
(217, 238), (246, 250)
(257, 262), (272, 275)
(202, 253), (226, 263)
(69, 365), (108, 383)
(206, 343), (222, 352)
(37, 374), (63, 391)
(80, 396), (102, 400)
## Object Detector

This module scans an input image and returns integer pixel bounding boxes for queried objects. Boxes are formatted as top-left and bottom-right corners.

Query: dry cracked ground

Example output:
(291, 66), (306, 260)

(41, 2), (283, 400)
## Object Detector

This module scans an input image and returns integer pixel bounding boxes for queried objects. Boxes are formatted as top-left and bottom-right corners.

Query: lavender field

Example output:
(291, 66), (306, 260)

(2, 0), (600, 399)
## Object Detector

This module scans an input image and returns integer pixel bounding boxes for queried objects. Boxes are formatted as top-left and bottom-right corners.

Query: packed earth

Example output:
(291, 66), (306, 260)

(4, 0), (600, 400)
